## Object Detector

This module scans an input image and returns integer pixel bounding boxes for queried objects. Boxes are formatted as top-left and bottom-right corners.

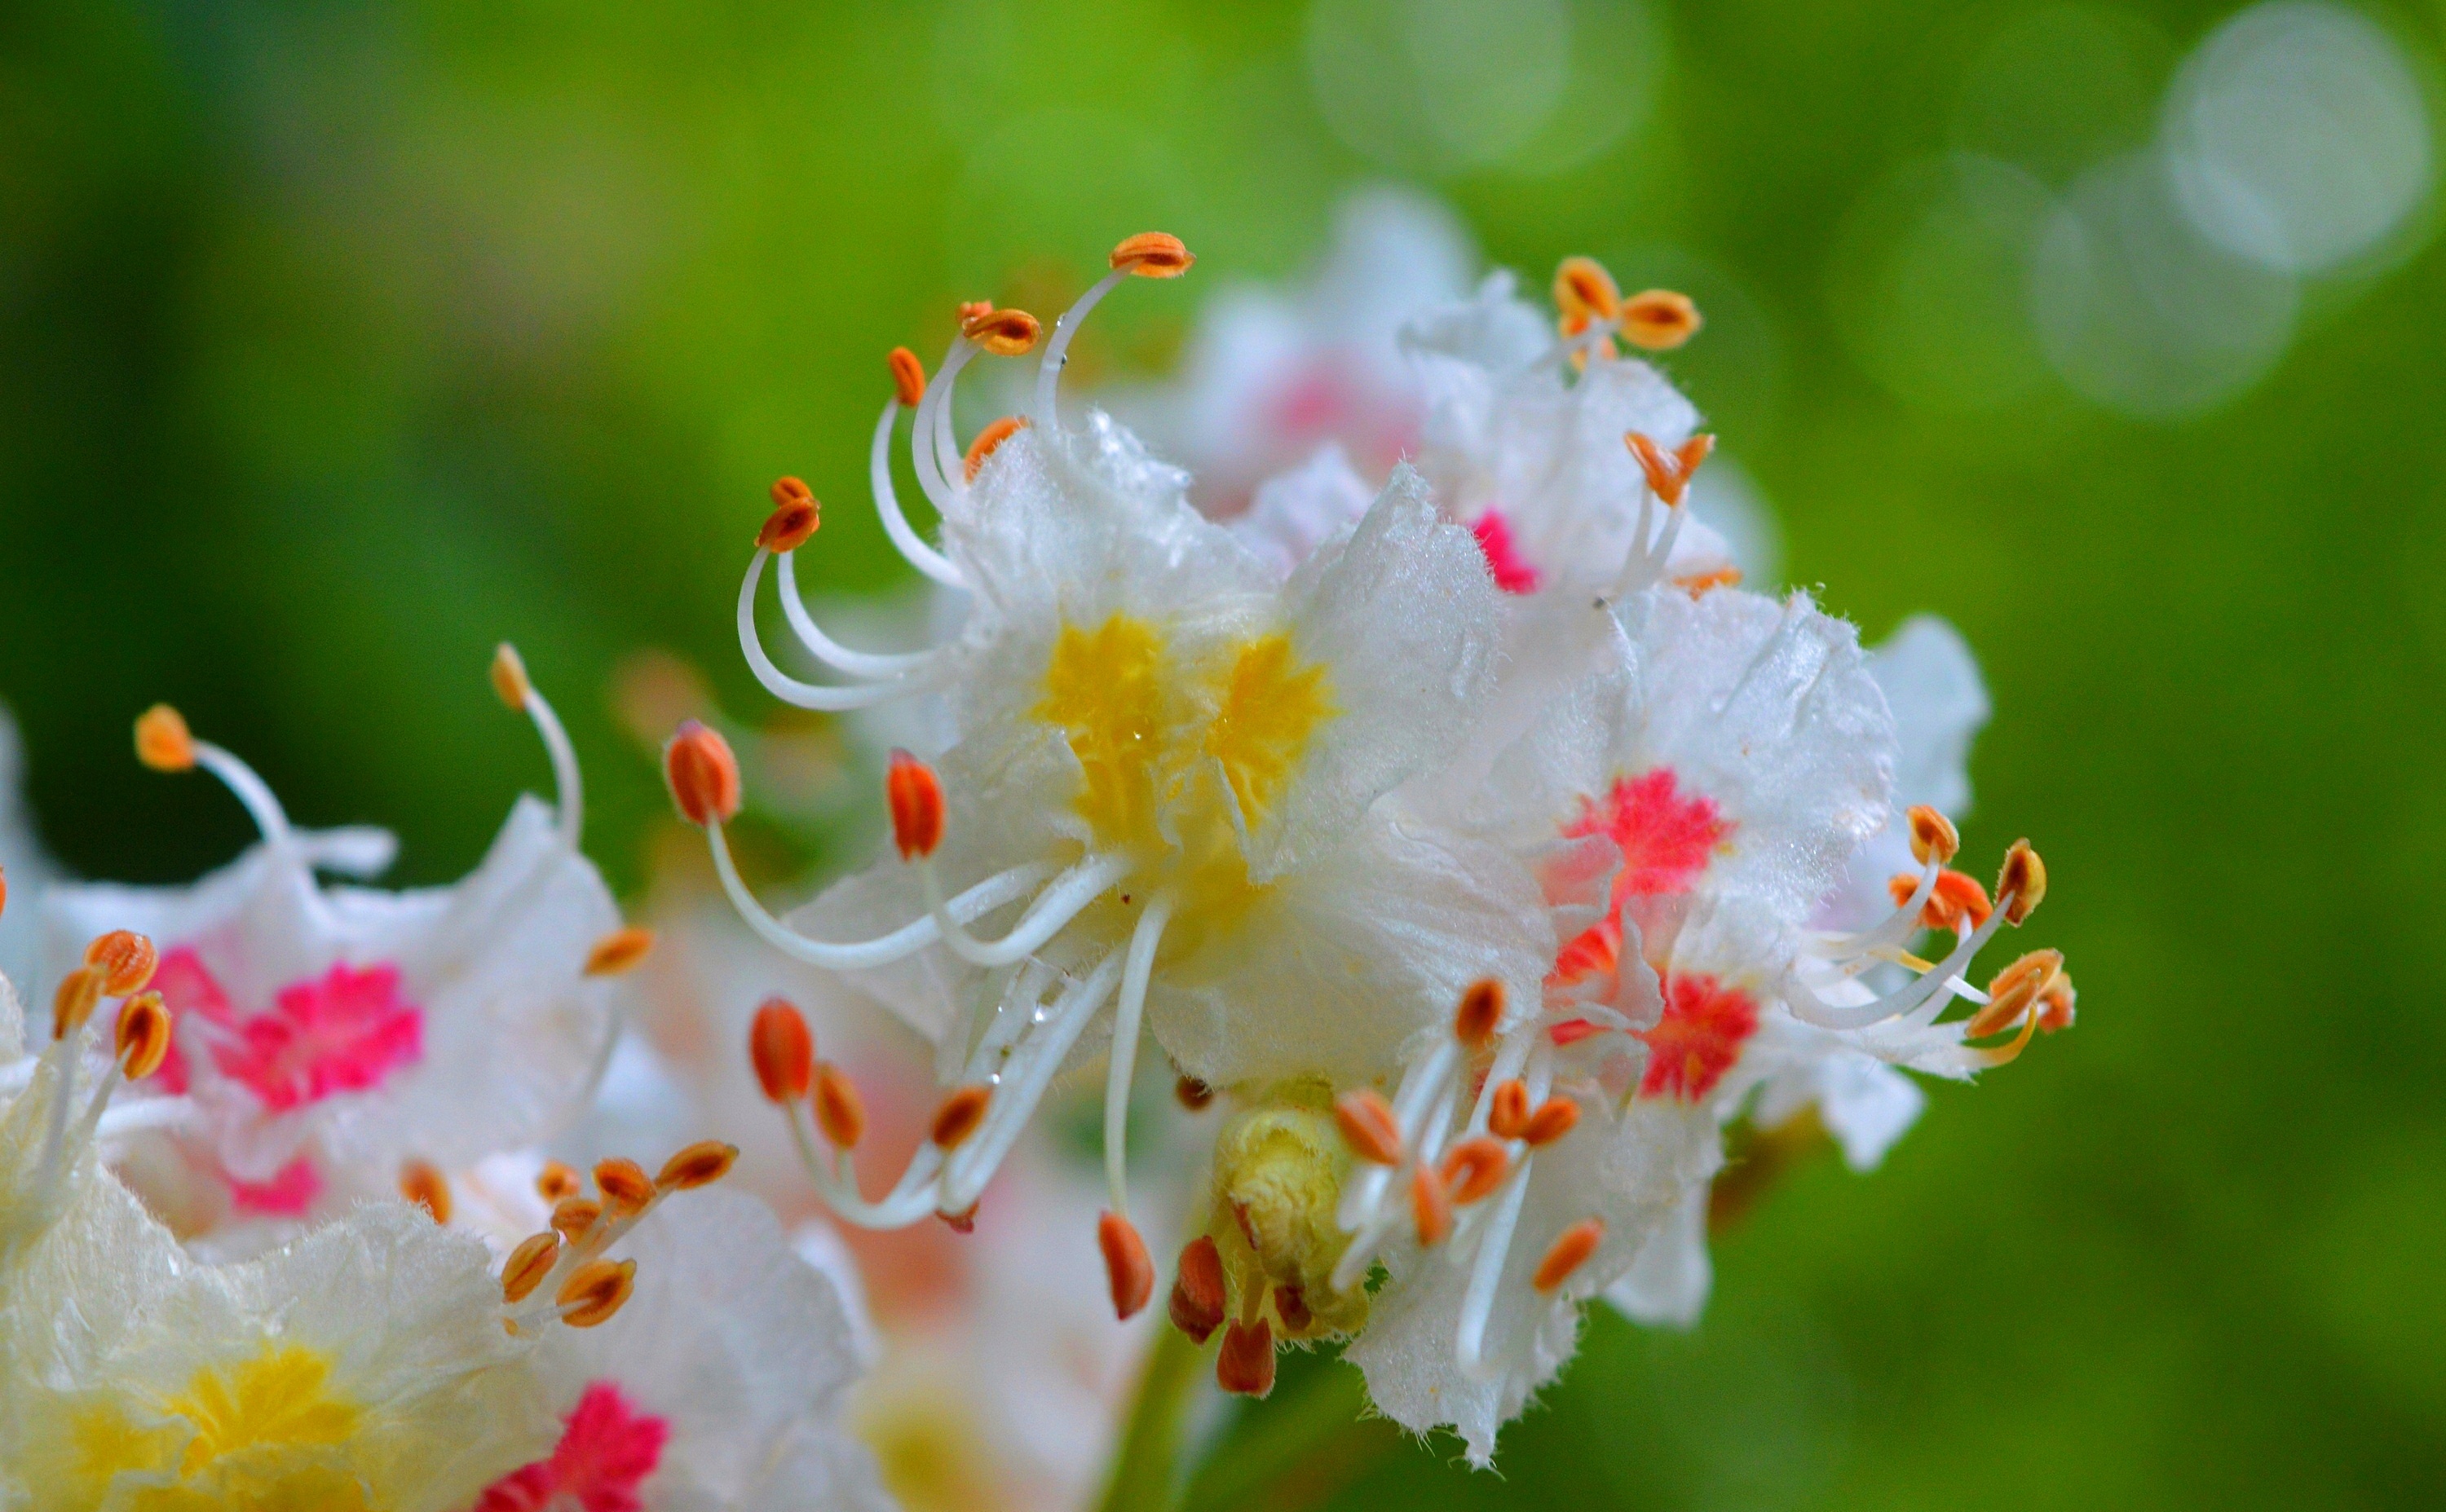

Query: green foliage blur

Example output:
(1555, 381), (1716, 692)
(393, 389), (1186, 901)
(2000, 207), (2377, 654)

(3, 0), (2441, 1506)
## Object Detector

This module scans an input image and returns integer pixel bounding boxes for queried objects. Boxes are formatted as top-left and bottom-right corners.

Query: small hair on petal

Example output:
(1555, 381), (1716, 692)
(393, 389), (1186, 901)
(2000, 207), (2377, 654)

(663, 720), (741, 827)
(490, 643), (532, 712)
(1621, 289), (1702, 350)
(135, 704), (196, 773)
(1110, 231), (1194, 277)
(888, 346), (926, 407)
(584, 926), (656, 977)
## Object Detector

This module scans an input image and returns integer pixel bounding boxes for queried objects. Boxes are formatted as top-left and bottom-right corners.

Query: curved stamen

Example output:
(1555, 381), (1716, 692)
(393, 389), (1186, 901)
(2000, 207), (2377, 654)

(194, 741), (298, 850)
(922, 850), (1136, 969)
(518, 680), (584, 850)
(707, 818), (1053, 970)
(912, 339), (981, 515)
(1033, 265), (1132, 430)
(1788, 902), (2014, 1033)
(738, 553), (943, 711)
(869, 398), (965, 588)
(1456, 1047), (1554, 1373)
(1814, 856), (1942, 960)
(782, 1099), (946, 1229)
(938, 952), (1124, 1213)
(1103, 890), (1178, 1214)
(772, 550), (941, 680)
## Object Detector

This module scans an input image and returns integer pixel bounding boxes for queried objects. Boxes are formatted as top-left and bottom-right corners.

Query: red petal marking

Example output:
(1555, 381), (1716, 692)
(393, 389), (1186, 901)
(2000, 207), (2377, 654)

(208, 961), (424, 1113)
(226, 1156), (322, 1216)
(1548, 1018), (1604, 1047)
(1564, 768), (1731, 902)
(475, 1382), (669, 1512)
(1547, 915), (1622, 988)
(1636, 973), (1759, 1102)
(1469, 510), (1542, 594)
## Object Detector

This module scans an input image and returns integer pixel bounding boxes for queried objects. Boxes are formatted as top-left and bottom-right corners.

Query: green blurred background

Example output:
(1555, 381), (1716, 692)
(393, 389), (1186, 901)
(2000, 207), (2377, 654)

(4, 0), (2442, 1506)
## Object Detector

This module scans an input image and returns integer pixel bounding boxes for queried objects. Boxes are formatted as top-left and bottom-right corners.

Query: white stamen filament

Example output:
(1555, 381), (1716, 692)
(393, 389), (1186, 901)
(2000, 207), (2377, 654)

(938, 953), (1123, 1214)
(706, 818), (1053, 969)
(738, 553), (943, 712)
(922, 850), (1136, 970)
(193, 741), (296, 850)
(1813, 855), (1942, 961)
(1102, 890), (1177, 1215)
(1788, 900), (2014, 1033)
(912, 338), (982, 514)
(1455, 1044), (1556, 1373)
(1033, 265), (1132, 430)
(773, 551), (942, 681)
(518, 679), (584, 849)
(870, 396), (965, 588)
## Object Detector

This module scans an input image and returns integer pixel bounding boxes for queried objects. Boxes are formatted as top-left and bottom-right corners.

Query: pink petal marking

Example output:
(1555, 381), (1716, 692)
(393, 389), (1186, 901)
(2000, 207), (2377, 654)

(207, 961), (424, 1113)
(148, 945), (239, 1095)
(475, 1382), (669, 1512)
(1469, 509), (1542, 594)
(226, 1156), (322, 1216)
(1636, 973), (1759, 1102)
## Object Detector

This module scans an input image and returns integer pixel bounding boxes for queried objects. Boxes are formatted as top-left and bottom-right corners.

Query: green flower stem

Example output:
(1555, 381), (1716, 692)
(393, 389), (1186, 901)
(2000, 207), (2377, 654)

(1095, 1321), (1207, 1512)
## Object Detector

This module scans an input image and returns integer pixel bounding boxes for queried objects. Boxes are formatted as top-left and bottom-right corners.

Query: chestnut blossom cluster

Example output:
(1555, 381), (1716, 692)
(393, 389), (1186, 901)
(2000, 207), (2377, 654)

(683, 231), (2077, 1463)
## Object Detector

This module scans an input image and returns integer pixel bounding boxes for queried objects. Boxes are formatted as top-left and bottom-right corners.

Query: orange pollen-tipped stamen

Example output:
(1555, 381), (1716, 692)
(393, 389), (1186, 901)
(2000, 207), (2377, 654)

(1908, 804), (1961, 866)
(1997, 840), (2046, 925)
(1411, 1162), (1454, 1246)
(1175, 1075), (1214, 1111)
(961, 306), (1040, 357)
(1554, 255), (1623, 323)
(813, 1061), (867, 1148)
(114, 992), (170, 1079)
(550, 1197), (603, 1240)
(1970, 949), (2065, 1039)
(1438, 1137), (1510, 1206)
(135, 704), (196, 772)
(749, 998), (815, 1103)
(2038, 974), (2077, 1034)
(1217, 1317), (1276, 1397)
(885, 750), (946, 861)
(490, 643), (532, 712)
(1169, 1235), (1227, 1343)
(1488, 1078), (1530, 1140)
(1098, 1211), (1155, 1320)
(1110, 231), (1194, 277)
(583, 926), (656, 978)
(888, 346), (926, 407)
(962, 416), (1029, 483)
(52, 968), (102, 1041)
(594, 1158), (656, 1217)
(501, 1232), (561, 1304)
(1333, 1088), (1403, 1166)
(1626, 430), (1715, 507)
(399, 1161), (451, 1224)
(536, 1161), (582, 1202)
(1673, 566), (1744, 598)
(557, 1259), (638, 1328)
(1521, 1096), (1582, 1148)
(930, 1085), (991, 1149)
(1620, 289), (1702, 350)
(656, 1140), (739, 1191)
(757, 487), (820, 553)
(1893, 869), (1993, 933)
(84, 930), (158, 997)
(1533, 1217), (1607, 1292)
(1453, 979), (1505, 1050)
(662, 720), (741, 827)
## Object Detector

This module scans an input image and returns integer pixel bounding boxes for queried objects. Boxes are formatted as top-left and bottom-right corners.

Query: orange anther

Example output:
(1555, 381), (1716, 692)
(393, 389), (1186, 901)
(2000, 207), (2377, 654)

(956, 299), (995, 324)
(1411, 1162), (1453, 1246)
(1521, 1096), (1582, 1148)
(594, 1158), (656, 1216)
(114, 991), (170, 1080)
(51, 968), (102, 1041)
(930, 1085), (991, 1149)
(400, 1160), (452, 1224)
(1672, 565), (1744, 598)
(1333, 1088), (1403, 1166)
(757, 483), (820, 553)
(1217, 1317), (1276, 1397)
(1098, 1211), (1155, 1320)
(1923, 869), (1993, 933)
(1174, 1074), (1214, 1111)
(557, 1259), (638, 1329)
(749, 998), (815, 1103)
(1169, 1235), (1226, 1343)
(1438, 1137), (1510, 1206)
(662, 720), (741, 827)
(135, 704), (195, 772)
(962, 415), (1029, 483)
(490, 643), (532, 712)
(1488, 1078), (1531, 1140)
(1625, 430), (1715, 507)
(550, 1196), (603, 1240)
(961, 306), (1040, 357)
(885, 749), (945, 861)
(501, 1231), (560, 1303)
(1908, 805), (1960, 866)
(1620, 289), (1702, 350)
(84, 930), (158, 996)
(1532, 1217), (1606, 1292)
(536, 1161), (582, 1203)
(656, 1140), (738, 1191)
(888, 346), (926, 408)
(1970, 949), (2064, 1039)
(584, 926), (656, 978)
(1997, 840), (2046, 925)
(2038, 972), (2077, 1034)
(1554, 255), (1622, 323)
(813, 1061), (867, 1149)
(1110, 231), (1194, 277)
(1453, 979), (1506, 1050)
(1274, 1284), (1312, 1333)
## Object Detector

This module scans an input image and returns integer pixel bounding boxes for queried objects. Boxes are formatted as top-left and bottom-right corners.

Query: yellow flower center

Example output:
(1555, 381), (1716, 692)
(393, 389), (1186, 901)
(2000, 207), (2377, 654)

(66, 1344), (371, 1511)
